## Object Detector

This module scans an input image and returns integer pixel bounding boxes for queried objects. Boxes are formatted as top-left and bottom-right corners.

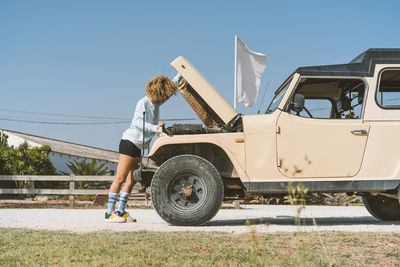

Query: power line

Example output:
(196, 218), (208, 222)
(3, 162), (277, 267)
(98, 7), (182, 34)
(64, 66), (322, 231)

(162, 118), (199, 121)
(0, 117), (129, 125)
(0, 108), (129, 120)
(309, 107), (330, 112)
(384, 97), (400, 102)
(0, 108), (199, 124)
(0, 117), (199, 125)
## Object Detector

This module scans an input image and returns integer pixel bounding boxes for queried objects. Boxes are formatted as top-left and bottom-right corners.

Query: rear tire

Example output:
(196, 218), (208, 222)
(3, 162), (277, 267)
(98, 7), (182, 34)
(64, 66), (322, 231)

(151, 154), (224, 226)
(362, 194), (400, 221)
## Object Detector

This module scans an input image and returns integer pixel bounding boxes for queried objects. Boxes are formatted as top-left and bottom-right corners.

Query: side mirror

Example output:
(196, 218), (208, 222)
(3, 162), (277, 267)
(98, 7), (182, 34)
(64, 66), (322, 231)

(291, 94), (305, 113)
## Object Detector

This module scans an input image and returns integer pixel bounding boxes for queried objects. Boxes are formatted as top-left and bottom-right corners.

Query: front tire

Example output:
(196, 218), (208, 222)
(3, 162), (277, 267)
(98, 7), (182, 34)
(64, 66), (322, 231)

(363, 194), (400, 221)
(151, 154), (224, 226)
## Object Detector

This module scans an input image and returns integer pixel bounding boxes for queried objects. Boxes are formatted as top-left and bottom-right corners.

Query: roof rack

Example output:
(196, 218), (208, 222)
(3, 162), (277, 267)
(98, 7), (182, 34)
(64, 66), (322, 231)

(296, 48), (400, 77)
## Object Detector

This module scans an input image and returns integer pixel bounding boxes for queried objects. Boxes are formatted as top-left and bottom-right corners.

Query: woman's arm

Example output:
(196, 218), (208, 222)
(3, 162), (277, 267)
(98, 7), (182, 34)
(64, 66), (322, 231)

(132, 100), (158, 133)
(172, 73), (182, 86)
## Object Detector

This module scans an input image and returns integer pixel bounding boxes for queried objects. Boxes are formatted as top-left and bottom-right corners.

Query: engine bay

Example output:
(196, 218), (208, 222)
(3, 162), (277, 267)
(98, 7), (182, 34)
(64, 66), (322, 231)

(163, 117), (243, 136)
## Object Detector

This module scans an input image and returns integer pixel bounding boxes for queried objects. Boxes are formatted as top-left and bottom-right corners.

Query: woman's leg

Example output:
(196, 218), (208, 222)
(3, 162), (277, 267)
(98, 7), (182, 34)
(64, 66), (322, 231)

(116, 157), (140, 215)
(109, 154), (139, 193)
(120, 159), (140, 193)
(106, 154), (138, 217)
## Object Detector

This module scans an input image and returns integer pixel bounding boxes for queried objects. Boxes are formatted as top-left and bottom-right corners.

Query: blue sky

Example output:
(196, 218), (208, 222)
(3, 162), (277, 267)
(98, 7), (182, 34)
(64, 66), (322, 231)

(1, 1), (399, 151)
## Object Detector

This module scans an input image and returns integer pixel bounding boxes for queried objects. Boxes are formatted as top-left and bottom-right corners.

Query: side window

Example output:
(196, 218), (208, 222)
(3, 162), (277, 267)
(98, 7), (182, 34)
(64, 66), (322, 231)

(287, 78), (365, 119)
(377, 69), (400, 109)
(290, 99), (333, 118)
(266, 77), (293, 114)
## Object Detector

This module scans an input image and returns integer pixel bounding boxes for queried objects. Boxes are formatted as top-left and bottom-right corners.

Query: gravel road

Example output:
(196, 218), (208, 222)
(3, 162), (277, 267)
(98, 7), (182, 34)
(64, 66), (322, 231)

(1, 205), (399, 233)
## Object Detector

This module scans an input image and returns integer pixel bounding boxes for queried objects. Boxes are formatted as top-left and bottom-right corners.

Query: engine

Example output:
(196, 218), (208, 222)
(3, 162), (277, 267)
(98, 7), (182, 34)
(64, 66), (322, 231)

(163, 118), (243, 136)
(163, 124), (225, 136)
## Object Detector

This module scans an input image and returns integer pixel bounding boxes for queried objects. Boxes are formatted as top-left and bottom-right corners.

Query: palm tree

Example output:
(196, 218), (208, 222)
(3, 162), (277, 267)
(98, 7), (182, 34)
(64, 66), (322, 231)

(64, 159), (111, 176)
(63, 159), (111, 189)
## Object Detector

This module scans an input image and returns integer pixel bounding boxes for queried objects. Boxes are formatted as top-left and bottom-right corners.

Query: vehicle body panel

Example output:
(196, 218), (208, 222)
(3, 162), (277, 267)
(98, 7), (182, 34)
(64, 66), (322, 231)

(241, 112), (281, 181)
(149, 132), (249, 181)
(363, 65), (400, 121)
(276, 112), (369, 178)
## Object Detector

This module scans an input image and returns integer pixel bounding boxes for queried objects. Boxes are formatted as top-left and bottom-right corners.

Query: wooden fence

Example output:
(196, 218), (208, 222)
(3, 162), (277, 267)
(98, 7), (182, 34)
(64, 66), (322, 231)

(0, 175), (148, 204)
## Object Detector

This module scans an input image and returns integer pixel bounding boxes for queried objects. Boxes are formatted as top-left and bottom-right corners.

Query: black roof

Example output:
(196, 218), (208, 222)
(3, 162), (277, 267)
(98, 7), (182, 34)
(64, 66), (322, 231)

(296, 48), (400, 77)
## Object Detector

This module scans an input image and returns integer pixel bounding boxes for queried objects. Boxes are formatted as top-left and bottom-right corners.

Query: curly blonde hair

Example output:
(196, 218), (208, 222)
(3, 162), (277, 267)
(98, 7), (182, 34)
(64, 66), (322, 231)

(145, 75), (177, 104)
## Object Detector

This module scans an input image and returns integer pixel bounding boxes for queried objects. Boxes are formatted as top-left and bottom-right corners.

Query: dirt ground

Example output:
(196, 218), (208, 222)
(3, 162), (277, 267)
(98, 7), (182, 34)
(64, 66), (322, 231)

(1, 205), (400, 233)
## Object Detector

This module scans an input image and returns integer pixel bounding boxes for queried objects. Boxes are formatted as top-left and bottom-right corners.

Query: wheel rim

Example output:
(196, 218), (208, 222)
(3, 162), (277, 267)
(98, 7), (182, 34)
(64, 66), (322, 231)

(167, 172), (208, 212)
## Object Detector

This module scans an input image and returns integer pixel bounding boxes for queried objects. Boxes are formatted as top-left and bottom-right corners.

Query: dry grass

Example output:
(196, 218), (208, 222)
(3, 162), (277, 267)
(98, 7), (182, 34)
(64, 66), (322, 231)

(1, 228), (399, 266)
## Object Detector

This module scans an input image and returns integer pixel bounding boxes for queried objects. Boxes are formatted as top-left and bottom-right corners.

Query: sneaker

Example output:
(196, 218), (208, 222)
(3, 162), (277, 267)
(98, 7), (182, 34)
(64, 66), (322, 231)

(104, 211), (127, 223)
(117, 211), (137, 223)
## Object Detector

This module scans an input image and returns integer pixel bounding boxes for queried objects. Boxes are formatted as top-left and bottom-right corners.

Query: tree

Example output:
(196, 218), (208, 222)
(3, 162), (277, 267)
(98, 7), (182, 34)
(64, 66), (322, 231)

(0, 133), (55, 176)
(0, 131), (8, 146)
(0, 132), (56, 190)
(62, 159), (111, 189)
(13, 142), (55, 175)
(0, 132), (12, 174)
(0, 144), (13, 175)
(64, 159), (111, 176)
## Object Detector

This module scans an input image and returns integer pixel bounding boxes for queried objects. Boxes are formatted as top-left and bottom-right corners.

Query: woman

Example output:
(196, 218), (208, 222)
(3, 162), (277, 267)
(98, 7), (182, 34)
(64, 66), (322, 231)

(105, 73), (181, 223)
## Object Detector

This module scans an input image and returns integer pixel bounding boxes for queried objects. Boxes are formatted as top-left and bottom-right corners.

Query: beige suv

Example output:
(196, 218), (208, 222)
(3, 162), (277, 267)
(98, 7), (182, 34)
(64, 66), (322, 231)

(140, 49), (400, 226)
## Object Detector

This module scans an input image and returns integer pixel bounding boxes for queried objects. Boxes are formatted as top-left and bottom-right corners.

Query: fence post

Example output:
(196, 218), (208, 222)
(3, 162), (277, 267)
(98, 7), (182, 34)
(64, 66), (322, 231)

(29, 180), (35, 198)
(69, 174), (75, 206)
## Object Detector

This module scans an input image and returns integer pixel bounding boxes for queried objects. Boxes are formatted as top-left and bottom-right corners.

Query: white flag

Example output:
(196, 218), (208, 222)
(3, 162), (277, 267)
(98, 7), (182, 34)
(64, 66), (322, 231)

(235, 36), (267, 107)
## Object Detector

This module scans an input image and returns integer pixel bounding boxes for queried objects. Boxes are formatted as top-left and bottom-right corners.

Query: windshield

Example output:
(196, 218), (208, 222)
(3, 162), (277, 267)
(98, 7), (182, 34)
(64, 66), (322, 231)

(266, 77), (293, 114)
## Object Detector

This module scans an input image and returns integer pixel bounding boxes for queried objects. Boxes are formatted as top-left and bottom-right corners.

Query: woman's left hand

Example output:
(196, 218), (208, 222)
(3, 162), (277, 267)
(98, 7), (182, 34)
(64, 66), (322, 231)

(156, 121), (165, 136)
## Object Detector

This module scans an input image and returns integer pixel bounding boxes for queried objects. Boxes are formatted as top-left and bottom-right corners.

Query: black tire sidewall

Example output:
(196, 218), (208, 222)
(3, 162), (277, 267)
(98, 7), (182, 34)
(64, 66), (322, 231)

(151, 154), (224, 226)
(363, 195), (400, 221)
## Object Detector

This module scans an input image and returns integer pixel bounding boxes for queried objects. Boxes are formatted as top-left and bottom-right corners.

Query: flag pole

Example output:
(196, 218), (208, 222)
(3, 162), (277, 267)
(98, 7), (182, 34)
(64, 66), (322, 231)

(234, 35), (238, 109)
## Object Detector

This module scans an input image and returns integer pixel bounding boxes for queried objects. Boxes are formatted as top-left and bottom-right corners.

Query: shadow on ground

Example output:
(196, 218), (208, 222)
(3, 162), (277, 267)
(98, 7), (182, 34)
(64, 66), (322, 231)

(206, 216), (400, 227)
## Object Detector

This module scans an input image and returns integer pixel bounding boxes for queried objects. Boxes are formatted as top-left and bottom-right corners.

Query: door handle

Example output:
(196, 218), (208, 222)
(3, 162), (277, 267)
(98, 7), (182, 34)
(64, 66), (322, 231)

(351, 129), (367, 135)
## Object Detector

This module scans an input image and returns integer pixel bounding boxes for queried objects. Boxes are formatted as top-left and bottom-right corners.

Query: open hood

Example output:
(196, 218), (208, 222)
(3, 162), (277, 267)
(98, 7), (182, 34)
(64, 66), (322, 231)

(171, 56), (239, 128)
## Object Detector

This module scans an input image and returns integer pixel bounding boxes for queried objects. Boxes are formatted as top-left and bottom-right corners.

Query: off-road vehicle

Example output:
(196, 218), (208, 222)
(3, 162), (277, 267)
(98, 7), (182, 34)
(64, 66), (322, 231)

(140, 49), (400, 226)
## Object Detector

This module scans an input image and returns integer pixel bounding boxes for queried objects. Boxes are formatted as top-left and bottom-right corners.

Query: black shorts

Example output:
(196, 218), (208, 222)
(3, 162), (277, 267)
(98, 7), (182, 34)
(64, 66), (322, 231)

(119, 139), (141, 158)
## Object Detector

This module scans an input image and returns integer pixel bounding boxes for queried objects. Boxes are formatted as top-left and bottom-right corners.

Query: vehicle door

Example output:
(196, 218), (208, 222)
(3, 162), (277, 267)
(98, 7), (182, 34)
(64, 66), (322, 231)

(276, 77), (369, 178)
